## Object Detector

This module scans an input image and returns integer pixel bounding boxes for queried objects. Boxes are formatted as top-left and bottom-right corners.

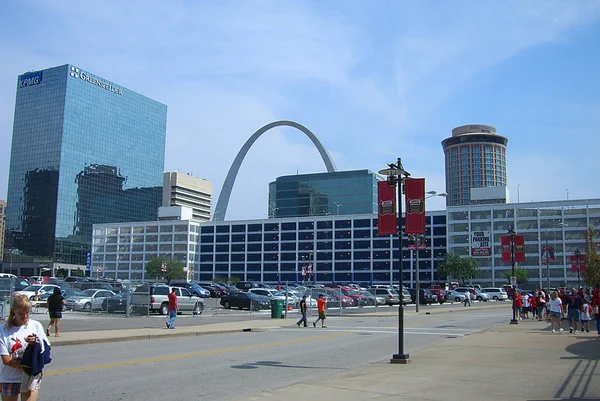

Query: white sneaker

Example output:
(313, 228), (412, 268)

(559, 328), (564, 332)
(574, 330), (579, 334)
(552, 329), (556, 333)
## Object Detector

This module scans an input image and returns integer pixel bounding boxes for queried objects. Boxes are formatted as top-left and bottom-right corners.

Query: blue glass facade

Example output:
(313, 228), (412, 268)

(5, 64), (167, 265)
(268, 170), (378, 218)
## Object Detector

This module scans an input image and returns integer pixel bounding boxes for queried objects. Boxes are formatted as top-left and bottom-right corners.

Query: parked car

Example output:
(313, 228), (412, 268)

(64, 276), (90, 283)
(170, 281), (211, 298)
(407, 288), (438, 305)
(359, 290), (386, 306)
(447, 290), (467, 302)
(102, 293), (129, 314)
(220, 292), (271, 310)
(65, 289), (116, 311)
(198, 284), (222, 298)
(368, 288), (401, 306)
(482, 287), (509, 301)
(132, 285), (204, 315)
(454, 287), (490, 302)
(340, 288), (369, 306)
(16, 284), (61, 301)
(235, 281), (260, 291)
(248, 288), (295, 306)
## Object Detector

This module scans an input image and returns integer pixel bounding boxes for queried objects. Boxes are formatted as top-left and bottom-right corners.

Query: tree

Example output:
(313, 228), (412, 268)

(145, 256), (186, 283)
(437, 253), (480, 284)
(503, 267), (529, 285)
(583, 226), (600, 288)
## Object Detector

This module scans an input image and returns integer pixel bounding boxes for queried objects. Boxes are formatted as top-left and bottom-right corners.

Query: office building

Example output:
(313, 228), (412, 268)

(5, 64), (167, 272)
(163, 172), (212, 222)
(268, 170), (379, 218)
(442, 124), (508, 206)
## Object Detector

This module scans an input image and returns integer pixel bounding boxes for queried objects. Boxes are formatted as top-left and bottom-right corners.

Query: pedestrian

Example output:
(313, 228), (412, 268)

(591, 291), (600, 337)
(166, 287), (178, 329)
(566, 288), (583, 334)
(313, 294), (327, 328)
(296, 295), (308, 327)
(0, 294), (51, 400)
(536, 291), (546, 321)
(512, 290), (523, 319)
(581, 298), (591, 333)
(463, 290), (471, 307)
(547, 291), (564, 333)
(529, 293), (537, 320)
(46, 287), (65, 337)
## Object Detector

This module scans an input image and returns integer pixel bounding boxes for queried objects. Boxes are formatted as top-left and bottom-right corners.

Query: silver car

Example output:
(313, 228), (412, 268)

(66, 289), (116, 311)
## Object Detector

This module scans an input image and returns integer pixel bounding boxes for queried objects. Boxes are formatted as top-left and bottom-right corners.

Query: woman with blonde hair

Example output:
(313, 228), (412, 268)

(547, 291), (564, 333)
(0, 294), (49, 401)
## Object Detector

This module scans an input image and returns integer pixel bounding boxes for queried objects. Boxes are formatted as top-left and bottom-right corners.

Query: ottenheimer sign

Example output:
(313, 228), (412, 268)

(471, 231), (491, 257)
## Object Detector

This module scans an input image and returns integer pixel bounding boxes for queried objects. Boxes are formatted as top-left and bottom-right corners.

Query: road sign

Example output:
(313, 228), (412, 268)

(510, 276), (517, 286)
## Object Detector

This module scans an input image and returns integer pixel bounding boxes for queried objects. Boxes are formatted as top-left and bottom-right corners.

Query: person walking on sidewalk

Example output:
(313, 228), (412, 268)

(313, 294), (327, 328)
(463, 290), (471, 307)
(536, 291), (546, 321)
(296, 295), (308, 327)
(166, 288), (178, 329)
(548, 291), (564, 333)
(591, 291), (600, 337)
(513, 290), (523, 320)
(46, 287), (66, 337)
(566, 288), (583, 334)
(581, 298), (591, 333)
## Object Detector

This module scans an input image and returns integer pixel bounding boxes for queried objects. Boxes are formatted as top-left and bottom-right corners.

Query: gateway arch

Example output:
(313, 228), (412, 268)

(213, 120), (336, 221)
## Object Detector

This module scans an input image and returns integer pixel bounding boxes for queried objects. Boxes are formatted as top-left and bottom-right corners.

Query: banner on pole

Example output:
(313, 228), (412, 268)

(404, 178), (426, 235)
(541, 246), (555, 263)
(377, 181), (397, 236)
(570, 255), (587, 272)
(514, 235), (525, 263)
(501, 236), (511, 262)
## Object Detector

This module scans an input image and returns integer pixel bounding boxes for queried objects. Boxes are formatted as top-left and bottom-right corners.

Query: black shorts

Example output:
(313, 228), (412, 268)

(49, 310), (62, 319)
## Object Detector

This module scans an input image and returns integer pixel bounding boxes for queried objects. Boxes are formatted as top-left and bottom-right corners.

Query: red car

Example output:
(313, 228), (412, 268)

(340, 288), (368, 306)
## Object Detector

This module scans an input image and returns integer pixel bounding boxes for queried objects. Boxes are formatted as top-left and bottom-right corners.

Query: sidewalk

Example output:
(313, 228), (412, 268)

(241, 319), (600, 401)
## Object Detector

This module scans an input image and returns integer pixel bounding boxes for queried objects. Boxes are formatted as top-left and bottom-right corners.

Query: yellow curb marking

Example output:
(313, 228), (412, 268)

(45, 331), (349, 376)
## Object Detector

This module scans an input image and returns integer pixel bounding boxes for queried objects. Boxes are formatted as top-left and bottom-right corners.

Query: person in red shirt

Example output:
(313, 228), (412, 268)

(313, 294), (327, 328)
(591, 291), (600, 336)
(166, 288), (178, 329)
(513, 290), (523, 320)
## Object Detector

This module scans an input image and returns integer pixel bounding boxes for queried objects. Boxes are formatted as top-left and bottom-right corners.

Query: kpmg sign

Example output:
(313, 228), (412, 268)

(69, 66), (122, 95)
(18, 70), (43, 88)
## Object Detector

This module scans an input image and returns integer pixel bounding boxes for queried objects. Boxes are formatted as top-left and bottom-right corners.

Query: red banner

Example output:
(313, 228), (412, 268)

(377, 181), (397, 236)
(404, 178), (425, 235)
(570, 255), (587, 272)
(514, 235), (525, 263)
(501, 236), (511, 262)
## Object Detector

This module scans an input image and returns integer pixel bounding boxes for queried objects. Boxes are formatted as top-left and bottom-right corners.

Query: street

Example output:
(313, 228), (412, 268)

(39, 307), (507, 401)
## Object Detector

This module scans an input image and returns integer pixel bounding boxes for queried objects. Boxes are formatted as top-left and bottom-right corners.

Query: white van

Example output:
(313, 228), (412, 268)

(0, 273), (18, 279)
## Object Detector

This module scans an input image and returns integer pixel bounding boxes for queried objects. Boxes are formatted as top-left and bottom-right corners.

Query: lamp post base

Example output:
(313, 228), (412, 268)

(390, 354), (411, 364)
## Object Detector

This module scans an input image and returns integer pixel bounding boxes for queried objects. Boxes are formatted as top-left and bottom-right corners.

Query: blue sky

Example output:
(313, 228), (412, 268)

(1, 0), (599, 220)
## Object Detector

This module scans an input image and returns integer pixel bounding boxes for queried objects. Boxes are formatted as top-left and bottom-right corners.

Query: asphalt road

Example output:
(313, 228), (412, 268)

(39, 306), (507, 401)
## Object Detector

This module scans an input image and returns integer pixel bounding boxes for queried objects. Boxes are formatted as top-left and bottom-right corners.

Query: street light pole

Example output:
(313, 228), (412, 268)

(508, 226), (518, 324)
(379, 157), (410, 364)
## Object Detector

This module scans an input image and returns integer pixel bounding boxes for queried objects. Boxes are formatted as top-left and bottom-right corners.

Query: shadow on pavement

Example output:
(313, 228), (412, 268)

(231, 360), (344, 371)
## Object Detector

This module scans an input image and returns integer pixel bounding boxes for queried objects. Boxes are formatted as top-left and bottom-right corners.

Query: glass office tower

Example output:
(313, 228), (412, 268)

(268, 170), (378, 218)
(5, 64), (167, 265)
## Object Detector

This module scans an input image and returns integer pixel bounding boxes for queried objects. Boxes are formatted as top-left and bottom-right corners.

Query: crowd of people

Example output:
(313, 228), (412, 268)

(512, 287), (600, 335)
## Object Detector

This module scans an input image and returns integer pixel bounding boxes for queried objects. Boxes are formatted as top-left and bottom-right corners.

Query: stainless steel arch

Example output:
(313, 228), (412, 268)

(213, 120), (336, 221)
